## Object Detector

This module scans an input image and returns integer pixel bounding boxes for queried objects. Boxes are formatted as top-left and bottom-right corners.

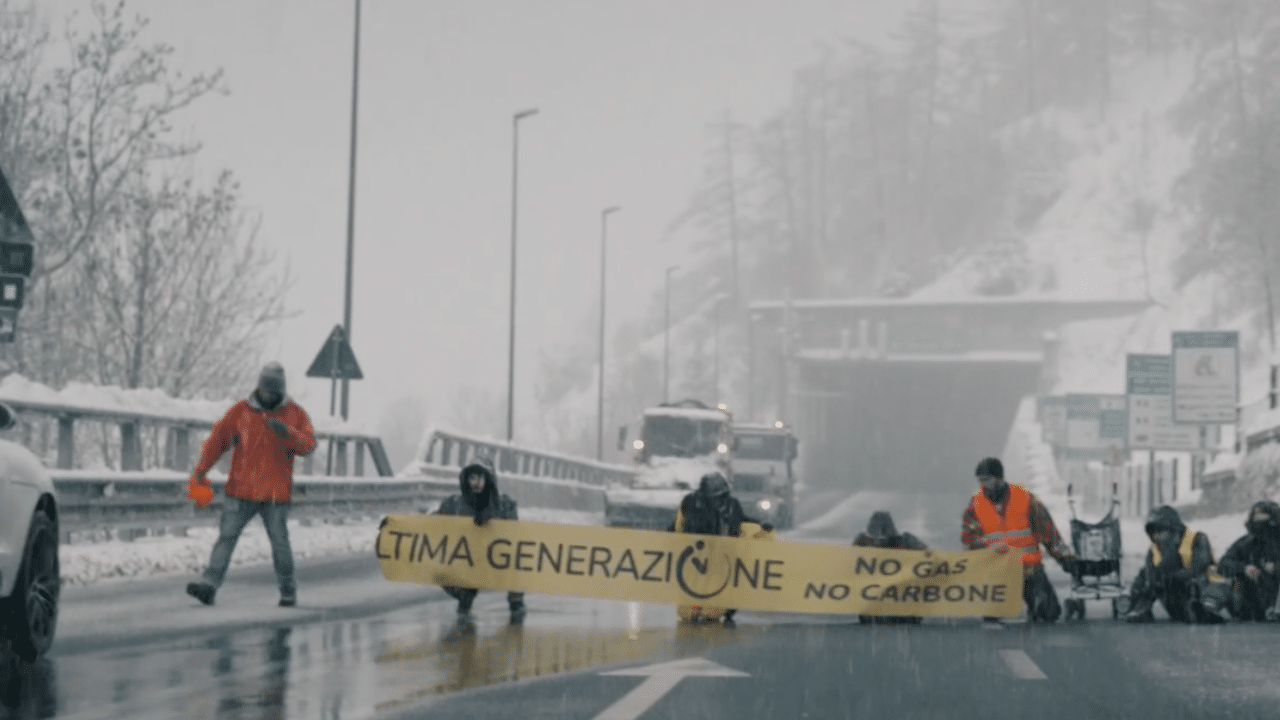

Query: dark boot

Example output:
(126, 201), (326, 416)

(1124, 596), (1155, 623)
(186, 582), (216, 606)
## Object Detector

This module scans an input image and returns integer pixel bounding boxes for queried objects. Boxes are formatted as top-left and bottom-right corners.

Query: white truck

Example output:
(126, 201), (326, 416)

(605, 399), (733, 529)
(730, 422), (799, 530)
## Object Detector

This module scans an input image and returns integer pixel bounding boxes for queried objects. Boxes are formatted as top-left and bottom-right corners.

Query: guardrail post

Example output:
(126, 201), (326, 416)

(355, 440), (365, 476)
(166, 426), (191, 470)
(121, 421), (143, 471)
(336, 440), (348, 476)
(57, 415), (75, 470)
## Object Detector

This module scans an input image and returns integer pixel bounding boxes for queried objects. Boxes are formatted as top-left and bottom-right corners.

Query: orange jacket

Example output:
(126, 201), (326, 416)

(196, 397), (317, 502)
(971, 483), (1043, 568)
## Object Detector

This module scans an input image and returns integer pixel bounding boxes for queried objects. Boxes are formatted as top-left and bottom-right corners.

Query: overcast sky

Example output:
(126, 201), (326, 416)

(54, 0), (908, 432)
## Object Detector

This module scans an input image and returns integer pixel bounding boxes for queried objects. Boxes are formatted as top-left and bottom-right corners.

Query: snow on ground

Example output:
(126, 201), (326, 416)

(61, 507), (605, 588)
(60, 518), (384, 587)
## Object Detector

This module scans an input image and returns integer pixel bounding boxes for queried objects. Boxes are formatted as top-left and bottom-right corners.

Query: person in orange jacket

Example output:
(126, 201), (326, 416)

(185, 362), (317, 607)
(962, 457), (1075, 623)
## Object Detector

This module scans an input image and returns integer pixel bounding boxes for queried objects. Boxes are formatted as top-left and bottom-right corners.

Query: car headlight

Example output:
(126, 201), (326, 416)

(633, 440), (644, 450)
(717, 443), (728, 454)
(759, 500), (772, 511)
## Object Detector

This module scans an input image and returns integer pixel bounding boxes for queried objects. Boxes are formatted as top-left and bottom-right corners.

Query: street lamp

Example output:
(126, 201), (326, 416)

(663, 265), (679, 403)
(597, 205), (621, 461)
(712, 293), (730, 405)
(339, 0), (362, 422)
(506, 107), (539, 442)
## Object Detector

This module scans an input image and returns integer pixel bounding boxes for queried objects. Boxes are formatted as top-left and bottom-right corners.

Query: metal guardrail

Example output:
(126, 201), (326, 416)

(0, 383), (394, 477)
(49, 428), (627, 543)
(413, 429), (634, 487)
(53, 471), (457, 542)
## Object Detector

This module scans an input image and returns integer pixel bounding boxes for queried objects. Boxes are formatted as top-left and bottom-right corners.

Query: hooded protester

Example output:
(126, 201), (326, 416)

(854, 511), (927, 551)
(672, 472), (770, 624)
(1216, 500), (1280, 622)
(961, 457), (1076, 623)
(186, 362), (318, 608)
(435, 455), (526, 623)
(1124, 505), (1225, 624)
(855, 511), (927, 625)
(675, 472), (752, 537)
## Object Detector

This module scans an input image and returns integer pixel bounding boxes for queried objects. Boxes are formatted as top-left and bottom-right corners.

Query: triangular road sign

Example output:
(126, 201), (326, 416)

(306, 324), (363, 380)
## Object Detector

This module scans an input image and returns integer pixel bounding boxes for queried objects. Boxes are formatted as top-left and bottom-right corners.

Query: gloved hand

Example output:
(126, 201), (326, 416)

(1171, 568), (1195, 583)
(474, 506), (493, 526)
(760, 523), (774, 532)
(268, 419), (289, 438)
(188, 474), (214, 508)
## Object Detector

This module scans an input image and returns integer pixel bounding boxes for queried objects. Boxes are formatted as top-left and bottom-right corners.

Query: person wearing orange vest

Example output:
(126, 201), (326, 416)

(961, 457), (1075, 623)
(1123, 505), (1226, 624)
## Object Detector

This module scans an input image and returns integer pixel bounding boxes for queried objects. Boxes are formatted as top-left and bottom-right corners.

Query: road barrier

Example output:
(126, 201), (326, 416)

(46, 425), (630, 543)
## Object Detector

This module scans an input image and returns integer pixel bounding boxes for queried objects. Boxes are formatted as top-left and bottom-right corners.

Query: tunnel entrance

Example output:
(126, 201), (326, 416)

(747, 296), (1151, 495)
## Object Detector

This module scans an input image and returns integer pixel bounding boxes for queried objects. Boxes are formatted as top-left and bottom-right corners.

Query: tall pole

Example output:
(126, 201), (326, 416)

(663, 265), (677, 403)
(713, 298), (719, 405)
(339, 0), (362, 421)
(597, 206), (621, 461)
(713, 295), (729, 404)
(506, 108), (539, 442)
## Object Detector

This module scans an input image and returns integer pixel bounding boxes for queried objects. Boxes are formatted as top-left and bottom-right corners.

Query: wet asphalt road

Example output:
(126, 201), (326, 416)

(5, 491), (1280, 719)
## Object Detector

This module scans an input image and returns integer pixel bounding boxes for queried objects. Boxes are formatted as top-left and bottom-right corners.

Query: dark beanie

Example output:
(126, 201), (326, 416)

(975, 457), (1004, 479)
(258, 361), (286, 395)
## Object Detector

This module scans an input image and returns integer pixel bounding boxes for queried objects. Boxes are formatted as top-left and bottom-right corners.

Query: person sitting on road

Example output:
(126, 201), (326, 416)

(854, 511), (927, 625)
(961, 457), (1076, 623)
(434, 455), (526, 624)
(1124, 505), (1226, 624)
(1218, 501), (1280, 622)
(672, 472), (771, 624)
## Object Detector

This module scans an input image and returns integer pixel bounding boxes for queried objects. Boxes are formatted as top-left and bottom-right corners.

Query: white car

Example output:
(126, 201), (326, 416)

(0, 403), (59, 661)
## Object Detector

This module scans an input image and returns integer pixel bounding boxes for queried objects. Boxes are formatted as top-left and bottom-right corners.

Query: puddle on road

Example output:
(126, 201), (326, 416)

(0, 597), (766, 720)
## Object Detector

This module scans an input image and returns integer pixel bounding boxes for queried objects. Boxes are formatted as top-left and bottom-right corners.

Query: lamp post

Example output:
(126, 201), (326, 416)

(663, 265), (678, 403)
(597, 205), (621, 461)
(339, 0), (362, 422)
(712, 293), (729, 405)
(506, 108), (539, 442)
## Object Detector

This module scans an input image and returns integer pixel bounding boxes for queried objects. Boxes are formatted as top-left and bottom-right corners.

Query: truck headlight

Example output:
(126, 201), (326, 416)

(759, 500), (772, 511)
(633, 440), (644, 450)
(717, 443), (728, 454)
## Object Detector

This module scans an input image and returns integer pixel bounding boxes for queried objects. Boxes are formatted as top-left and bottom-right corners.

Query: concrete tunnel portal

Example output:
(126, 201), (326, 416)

(747, 296), (1152, 496)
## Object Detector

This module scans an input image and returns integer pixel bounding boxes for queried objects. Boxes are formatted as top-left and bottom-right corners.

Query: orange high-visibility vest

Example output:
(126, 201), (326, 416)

(972, 483), (1043, 568)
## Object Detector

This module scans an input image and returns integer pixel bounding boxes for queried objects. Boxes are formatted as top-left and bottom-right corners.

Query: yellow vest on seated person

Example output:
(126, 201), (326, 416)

(1149, 529), (1225, 584)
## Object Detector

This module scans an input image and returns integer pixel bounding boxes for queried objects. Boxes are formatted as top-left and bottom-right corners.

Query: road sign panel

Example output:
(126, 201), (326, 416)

(0, 240), (33, 276)
(1059, 393), (1128, 459)
(1127, 354), (1205, 451)
(305, 324), (363, 380)
(0, 308), (16, 342)
(0, 273), (24, 310)
(1171, 331), (1238, 423)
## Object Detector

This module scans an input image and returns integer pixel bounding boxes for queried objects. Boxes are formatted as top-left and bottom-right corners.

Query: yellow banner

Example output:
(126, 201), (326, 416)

(377, 515), (1025, 618)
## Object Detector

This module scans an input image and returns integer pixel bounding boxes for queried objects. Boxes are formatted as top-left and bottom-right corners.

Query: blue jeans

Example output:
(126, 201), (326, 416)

(202, 496), (296, 600)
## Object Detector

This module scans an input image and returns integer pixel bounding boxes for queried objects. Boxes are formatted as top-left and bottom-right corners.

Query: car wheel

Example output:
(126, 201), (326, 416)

(3, 511), (59, 662)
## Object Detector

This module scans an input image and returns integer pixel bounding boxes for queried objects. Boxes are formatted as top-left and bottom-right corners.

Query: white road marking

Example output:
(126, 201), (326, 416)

(595, 657), (750, 720)
(999, 649), (1048, 680)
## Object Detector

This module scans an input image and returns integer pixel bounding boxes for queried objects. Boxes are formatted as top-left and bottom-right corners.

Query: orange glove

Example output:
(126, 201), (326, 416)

(188, 474), (215, 508)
